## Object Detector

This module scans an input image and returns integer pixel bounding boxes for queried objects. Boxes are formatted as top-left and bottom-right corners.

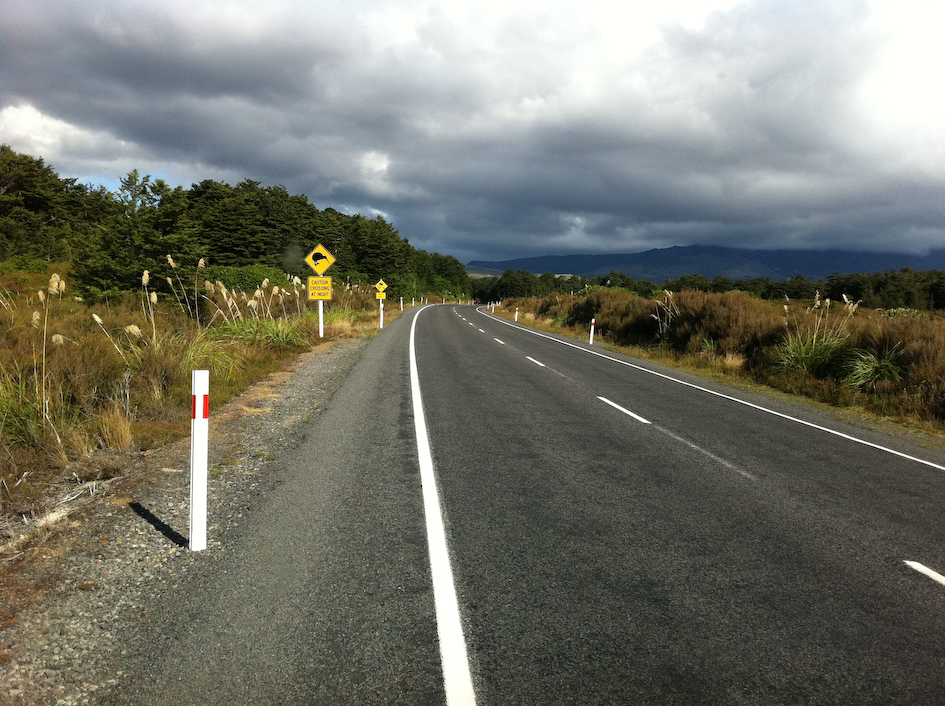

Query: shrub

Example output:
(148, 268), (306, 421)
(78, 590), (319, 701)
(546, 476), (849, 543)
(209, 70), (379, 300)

(843, 347), (904, 390)
(502, 288), (945, 426)
(777, 331), (847, 377)
(0, 255), (52, 275)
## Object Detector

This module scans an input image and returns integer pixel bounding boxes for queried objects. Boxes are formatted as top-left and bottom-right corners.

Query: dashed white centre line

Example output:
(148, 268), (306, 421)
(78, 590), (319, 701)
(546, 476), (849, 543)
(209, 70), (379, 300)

(597, 396), (754, 479)
(598, 396), (650, 424)
(494, 338), (505, 345)
(656, 425), (756, 480)
(904, 561), (945, 586)
(526, 357), (546, 367)
(479, 308), (945, 474)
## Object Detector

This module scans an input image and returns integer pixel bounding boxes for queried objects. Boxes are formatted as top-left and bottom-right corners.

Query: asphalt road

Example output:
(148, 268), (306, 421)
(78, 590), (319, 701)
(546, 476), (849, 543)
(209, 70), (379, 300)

(112, 304), (945, 704)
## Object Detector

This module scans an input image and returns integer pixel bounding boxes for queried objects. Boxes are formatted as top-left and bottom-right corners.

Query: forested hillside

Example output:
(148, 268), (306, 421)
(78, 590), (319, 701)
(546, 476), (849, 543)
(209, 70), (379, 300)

(0, 145), (469, 299)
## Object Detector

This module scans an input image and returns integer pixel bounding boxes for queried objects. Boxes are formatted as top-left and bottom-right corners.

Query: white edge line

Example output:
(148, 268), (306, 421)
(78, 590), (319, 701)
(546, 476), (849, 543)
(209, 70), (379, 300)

(479, 308), (945, 473)
(598, 396), (650, 424)
(904, 560), (945, 586)
(526, 356), (546, 367)
(410, 307), (477, 705)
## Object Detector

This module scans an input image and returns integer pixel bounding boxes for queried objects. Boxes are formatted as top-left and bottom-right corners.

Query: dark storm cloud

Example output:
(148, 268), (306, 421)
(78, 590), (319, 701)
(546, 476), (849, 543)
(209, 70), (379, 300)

(2, 0), (943, 261)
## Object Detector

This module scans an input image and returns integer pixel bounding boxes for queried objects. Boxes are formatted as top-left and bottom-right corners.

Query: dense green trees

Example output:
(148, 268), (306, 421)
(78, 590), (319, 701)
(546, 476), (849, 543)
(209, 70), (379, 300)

(0, 145), (470, 300)
(825, 269), (945, 309)
(472, 269), (661, 302)
(0, 144), (108, 262)
(475, 266), (945, 310)
(5, 145), (945, 310)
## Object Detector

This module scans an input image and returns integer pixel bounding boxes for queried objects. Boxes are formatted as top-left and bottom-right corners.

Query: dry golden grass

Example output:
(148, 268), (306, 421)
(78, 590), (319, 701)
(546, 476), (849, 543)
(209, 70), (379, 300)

(499, 288), (945, 430)
(0, 267), (397, 518)
(94, 405), (134, 452)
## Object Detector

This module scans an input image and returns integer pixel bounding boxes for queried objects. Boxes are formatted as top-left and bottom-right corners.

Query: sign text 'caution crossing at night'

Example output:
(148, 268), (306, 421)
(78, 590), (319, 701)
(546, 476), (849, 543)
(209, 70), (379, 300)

(308, 276), (332, 300)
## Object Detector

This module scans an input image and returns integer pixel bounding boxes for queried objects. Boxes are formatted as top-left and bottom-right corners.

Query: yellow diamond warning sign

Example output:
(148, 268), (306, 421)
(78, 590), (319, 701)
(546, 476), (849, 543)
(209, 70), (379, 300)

(308, 276), (332, 300)
(375, 279), (388, 292)
(305, 244), (335, 275)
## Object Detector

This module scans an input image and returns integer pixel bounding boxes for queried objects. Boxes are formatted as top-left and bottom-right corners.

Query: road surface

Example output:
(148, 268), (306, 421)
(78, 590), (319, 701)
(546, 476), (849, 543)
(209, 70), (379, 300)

(110, 304), (945, 705)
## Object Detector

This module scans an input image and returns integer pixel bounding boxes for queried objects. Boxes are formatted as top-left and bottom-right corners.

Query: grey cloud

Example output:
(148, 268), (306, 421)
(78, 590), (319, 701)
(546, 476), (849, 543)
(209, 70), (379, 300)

(2, 0), (943, 262)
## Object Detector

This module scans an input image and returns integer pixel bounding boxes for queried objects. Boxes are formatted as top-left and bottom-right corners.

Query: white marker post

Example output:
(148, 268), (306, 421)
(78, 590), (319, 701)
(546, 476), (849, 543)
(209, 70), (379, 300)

(589, 318), (596, 345)
(514, 308), (519, 322)
(190, 370), (210, 552)
(400, 296), (404, 311)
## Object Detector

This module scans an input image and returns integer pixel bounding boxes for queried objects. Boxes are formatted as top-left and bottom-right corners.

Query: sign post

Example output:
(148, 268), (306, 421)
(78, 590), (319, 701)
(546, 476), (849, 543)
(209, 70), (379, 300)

(375, 279), (388, 329)
(305, 244), (335, 337)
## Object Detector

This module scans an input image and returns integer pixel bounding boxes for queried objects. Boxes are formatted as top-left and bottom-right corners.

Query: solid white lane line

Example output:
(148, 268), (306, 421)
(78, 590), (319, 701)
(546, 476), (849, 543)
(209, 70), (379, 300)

(526, 357), (546, 367)
(409, 307), (477, 706)
(598, 396), (651, 425)
(479, 309), (945, 473)
(494, 338), (505, 345)
(904, 561), (945, 586)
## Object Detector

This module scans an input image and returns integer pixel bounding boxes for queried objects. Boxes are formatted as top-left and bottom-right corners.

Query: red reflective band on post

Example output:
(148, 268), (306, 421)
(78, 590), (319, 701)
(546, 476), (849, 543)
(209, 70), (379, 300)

(192, 395), (210, 419)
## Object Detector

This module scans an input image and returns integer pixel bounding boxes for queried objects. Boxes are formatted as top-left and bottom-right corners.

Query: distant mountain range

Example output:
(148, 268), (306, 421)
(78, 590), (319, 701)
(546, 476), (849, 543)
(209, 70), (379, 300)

(467, 245), (945, 283)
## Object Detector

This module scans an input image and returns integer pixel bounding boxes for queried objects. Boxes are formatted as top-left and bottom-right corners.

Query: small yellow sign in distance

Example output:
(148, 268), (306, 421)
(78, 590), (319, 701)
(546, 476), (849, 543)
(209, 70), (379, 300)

(308, 276), (332, 300)
(305, 244), (336, 275)
(375, 279), (388, 292)
(376, 292), (386, 300)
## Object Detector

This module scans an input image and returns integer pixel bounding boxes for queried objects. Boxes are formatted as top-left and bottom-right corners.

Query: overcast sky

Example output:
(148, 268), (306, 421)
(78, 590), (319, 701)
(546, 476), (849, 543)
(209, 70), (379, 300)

(2, 0), (944, 263)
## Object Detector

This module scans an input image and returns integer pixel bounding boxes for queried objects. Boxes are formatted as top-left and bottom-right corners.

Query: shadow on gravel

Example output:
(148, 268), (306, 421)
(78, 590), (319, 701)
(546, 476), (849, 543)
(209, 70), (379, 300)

(129, 502), (188, 548)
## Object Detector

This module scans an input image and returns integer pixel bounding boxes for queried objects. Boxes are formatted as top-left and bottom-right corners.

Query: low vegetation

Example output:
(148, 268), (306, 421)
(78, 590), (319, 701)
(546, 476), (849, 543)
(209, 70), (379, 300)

(474, 265), (945, 311)
(502, 289), (945, 429)
(0, 142), (469, 527)
(0, 261), (394, 521)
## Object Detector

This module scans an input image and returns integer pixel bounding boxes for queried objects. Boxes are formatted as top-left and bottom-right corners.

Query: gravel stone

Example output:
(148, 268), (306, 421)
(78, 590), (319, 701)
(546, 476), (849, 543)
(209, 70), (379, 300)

(0, 337), (369, 706)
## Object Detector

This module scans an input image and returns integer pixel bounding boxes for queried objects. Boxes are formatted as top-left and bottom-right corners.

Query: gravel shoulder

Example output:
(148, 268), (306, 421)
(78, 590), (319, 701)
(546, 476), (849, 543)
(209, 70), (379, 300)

(0, 336), (370, 706)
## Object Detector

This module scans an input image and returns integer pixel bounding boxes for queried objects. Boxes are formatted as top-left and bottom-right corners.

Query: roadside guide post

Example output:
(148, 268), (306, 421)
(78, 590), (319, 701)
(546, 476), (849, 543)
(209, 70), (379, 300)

(589, 317), (596, 345)
(375, 279), (388, 329)
(190, 370), (210, 551)
(305, 244), (335, 337)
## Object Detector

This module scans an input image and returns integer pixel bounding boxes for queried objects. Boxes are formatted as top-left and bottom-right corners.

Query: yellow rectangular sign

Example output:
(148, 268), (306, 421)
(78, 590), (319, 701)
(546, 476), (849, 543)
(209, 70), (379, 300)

(376, 292), (386, 300)
(308, 276), (332, 300)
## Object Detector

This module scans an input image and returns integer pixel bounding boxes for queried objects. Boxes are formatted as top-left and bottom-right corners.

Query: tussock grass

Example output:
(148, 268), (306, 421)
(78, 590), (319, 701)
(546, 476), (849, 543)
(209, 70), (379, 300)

(502, 288), (945, 431)
(0, 262), (393, 521)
